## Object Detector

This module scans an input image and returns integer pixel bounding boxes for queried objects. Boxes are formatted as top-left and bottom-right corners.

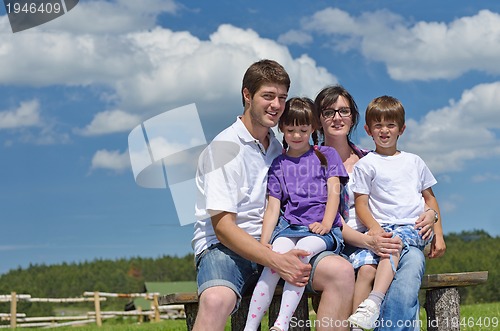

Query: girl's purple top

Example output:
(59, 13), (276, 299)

(267, 146), (348, 228)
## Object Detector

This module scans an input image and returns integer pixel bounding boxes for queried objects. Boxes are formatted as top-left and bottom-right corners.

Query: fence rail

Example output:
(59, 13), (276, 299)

(1, 291), (184, 328)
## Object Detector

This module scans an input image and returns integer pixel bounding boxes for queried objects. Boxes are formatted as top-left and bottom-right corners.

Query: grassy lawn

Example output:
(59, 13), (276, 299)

(26, 301), (499, 331)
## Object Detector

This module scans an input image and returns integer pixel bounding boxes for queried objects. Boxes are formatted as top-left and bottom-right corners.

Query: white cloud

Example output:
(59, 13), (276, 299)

(361, 82), (500, 174)
(1, 17), (336, 125)
(90, 149), (130, 172)
(0, 100), (41, 129)
(41, 0), (180, 34)
(300, 8), (500, 81)
(77, 109), (141, 136)
(278, 30), (313, 46)
(471, 173), (500, 183)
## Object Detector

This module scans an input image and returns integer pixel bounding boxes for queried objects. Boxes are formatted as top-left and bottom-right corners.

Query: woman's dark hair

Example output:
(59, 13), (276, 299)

(280, 97), (327, 167)
(314, 85), (360, 140)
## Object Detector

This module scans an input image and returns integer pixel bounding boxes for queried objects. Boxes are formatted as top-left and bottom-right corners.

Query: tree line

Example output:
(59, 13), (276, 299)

(0, 230), (497, 317)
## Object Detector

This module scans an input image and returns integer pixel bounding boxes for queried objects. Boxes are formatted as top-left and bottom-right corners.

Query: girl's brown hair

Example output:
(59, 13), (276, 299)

(280, 97), (327, 167)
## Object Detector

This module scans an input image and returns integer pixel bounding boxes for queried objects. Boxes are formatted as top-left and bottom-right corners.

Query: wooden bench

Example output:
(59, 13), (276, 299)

(159, 271), (488, 331)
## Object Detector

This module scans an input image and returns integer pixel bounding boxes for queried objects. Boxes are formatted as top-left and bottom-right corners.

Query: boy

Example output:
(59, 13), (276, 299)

(348, 95), (441, 330)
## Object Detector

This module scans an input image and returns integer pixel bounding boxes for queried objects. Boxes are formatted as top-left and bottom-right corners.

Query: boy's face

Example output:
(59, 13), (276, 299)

(243, 83), (288, 128)
(365, 118), (406, 152)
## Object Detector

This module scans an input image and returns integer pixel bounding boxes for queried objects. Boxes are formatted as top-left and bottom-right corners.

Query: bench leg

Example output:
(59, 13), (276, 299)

(184, 303), (198, 331)
(425, 287), (460, 331)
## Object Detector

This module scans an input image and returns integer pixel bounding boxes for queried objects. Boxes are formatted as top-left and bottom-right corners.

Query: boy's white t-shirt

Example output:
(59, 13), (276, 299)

(352, 151), (437, 226)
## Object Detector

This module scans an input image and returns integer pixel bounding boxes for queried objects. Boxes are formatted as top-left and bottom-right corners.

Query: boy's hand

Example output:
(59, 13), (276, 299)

(309, 222), (330, 235)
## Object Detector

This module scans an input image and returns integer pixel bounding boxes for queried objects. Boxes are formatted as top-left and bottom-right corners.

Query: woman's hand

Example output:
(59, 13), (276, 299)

(367, 232), (402, 258)
(366, 225), (385, 237)
(309, 222), (330, 235)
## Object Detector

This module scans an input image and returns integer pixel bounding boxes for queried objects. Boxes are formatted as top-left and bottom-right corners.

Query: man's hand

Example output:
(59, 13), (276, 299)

(427, 235), (446, 259)
(271, 249), (311, 287)
(415, 209), (435, 240)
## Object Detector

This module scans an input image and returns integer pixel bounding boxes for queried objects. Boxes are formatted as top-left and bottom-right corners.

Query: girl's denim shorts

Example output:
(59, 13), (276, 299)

(270, 216), (344, 254)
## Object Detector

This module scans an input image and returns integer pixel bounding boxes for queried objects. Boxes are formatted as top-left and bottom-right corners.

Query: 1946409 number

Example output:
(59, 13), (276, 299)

(5, 1), (62, 14)
(438, 316), (499, 329)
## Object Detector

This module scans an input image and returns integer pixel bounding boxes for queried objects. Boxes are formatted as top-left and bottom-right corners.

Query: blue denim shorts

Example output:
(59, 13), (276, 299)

(271, 216), (344, 253)
(195, 243), (261, 314)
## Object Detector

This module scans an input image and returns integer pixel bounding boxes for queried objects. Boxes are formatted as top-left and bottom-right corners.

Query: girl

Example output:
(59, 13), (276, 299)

(244, 97), (348, 331)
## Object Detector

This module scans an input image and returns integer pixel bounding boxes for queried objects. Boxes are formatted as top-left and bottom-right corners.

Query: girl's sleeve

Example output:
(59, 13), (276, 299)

(267, 158), (283, 200)
(325, 147), (349, 185)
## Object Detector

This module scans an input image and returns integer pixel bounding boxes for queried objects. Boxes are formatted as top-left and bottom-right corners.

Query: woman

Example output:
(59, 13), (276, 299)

(314, 85), (446, 331)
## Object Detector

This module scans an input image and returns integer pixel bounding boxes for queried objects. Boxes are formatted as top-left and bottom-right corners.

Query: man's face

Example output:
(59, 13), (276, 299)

(244, 83), (288, 128)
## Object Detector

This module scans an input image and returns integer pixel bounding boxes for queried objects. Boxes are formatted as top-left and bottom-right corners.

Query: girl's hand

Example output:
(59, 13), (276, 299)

(308, 222), (330, 235)
(263, 243), (273, 250)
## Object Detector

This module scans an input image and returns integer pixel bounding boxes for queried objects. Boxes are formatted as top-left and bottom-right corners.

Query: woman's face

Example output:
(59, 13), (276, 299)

(320, 95), (353, 140)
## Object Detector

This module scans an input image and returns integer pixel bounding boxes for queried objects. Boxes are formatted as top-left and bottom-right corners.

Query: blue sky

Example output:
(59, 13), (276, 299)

(1, 0), (499, 275)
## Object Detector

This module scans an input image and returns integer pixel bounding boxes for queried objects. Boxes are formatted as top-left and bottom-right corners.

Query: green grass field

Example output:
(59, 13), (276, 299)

(38, 302), (498, 331)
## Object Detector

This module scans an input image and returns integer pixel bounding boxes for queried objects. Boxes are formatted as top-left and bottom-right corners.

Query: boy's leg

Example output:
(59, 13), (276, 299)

(245, 237), (296, 331)
(372, 252), (400, 294)
(273, 236), (326, 330)
(353, 264), (377, 311)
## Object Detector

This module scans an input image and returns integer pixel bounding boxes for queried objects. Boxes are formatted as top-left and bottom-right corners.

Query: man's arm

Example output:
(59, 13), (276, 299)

(210, 211), (311, 286)
(421, 187), (446, 258)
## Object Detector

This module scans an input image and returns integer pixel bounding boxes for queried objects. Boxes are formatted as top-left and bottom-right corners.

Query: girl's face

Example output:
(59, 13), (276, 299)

(320, 96), (353, 140)
(282, 123), (313, 155)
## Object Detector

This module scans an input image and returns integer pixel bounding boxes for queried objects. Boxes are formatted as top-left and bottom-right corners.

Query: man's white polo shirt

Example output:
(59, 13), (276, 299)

(192, 117), (282, 256)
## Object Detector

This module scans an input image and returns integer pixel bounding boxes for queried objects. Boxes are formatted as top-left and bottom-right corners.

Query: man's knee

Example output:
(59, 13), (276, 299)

(314, 255), (354, 291)
(198, 286), (237, 315)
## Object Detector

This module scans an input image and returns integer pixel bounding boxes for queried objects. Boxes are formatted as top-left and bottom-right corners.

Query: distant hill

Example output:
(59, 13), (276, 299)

(424, 230), (498, 304)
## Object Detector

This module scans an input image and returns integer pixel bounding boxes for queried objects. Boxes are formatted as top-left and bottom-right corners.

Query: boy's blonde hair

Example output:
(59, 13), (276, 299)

(365, 95), (405, 128)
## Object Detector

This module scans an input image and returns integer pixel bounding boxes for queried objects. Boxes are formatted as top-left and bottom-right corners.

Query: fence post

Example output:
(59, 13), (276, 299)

(93, 291), (102, 327)
(153, 294), (160, 322)
(10, 292), (17, 329)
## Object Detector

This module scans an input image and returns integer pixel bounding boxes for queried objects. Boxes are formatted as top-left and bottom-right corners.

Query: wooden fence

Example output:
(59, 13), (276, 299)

(0, 291), (185, 328)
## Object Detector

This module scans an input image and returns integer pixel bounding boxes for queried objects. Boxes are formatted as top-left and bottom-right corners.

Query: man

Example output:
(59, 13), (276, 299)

(192, 59), (355, 331)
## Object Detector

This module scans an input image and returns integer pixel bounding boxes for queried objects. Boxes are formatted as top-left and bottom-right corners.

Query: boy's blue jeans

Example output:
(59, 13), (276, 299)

(376, 246), (425, 331)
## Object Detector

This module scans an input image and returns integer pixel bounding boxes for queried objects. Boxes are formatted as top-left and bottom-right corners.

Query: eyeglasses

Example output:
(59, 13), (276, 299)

(322, 108), (351, 119)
